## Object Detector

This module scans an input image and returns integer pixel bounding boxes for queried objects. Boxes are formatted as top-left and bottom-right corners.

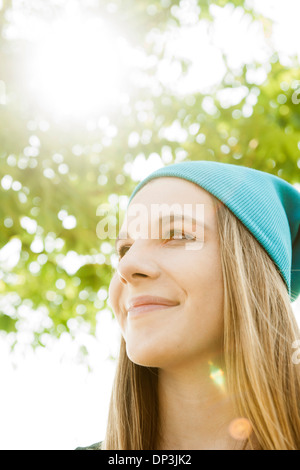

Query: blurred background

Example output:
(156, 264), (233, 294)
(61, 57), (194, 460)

(0, 0), (300, 449)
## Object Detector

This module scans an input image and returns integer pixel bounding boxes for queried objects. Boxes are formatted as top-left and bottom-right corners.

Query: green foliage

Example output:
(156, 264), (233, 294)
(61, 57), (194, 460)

(0, 0), (299, 352)
(0, 313), (17, 333)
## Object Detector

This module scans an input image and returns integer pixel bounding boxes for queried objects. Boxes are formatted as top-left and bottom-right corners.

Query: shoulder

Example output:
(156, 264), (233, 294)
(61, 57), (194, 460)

(75, 441), (103, 450)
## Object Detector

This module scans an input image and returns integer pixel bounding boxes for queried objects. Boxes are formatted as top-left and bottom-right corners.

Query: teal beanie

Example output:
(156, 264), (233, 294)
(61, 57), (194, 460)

(128, 161), (300, 302)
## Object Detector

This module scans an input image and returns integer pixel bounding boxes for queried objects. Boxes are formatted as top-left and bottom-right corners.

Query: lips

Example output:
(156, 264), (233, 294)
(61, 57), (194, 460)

(127, 295), (179, 311)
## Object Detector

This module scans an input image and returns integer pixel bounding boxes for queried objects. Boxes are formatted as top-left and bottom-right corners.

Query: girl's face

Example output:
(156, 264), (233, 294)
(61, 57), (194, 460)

(108, 177), (224, 369)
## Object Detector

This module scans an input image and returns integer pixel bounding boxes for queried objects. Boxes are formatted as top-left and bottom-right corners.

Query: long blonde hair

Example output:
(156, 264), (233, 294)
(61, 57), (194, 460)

(103, 196), (300, 450)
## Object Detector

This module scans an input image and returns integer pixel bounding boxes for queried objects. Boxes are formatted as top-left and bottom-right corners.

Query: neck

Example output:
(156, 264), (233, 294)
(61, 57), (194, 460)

(156, 353), (247, 450)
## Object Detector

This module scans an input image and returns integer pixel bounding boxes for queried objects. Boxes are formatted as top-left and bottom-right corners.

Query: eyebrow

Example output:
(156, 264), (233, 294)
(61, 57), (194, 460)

(115, 213), (209, 249)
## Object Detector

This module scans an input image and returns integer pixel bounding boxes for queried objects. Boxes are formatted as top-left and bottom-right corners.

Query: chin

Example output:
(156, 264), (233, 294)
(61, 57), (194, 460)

(125, 344), (168, 368)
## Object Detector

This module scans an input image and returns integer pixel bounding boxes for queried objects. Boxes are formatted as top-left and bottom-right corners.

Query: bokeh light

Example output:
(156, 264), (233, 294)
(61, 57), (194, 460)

(228, 418), (253, 441)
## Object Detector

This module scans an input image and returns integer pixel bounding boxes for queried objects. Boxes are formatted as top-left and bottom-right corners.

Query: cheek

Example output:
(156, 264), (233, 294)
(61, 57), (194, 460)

(108, 273), (126, 328)
(187, 243), (223, 291)
(190, 298), (224, 346)
(181, 252), (224, 343)
(177, 258), (223, 303)
(108, 273), (118, 308)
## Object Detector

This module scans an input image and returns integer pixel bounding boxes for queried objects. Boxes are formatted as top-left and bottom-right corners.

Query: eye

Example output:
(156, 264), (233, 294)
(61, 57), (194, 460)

(163, 229), (196, 243)
(116, 229), (196, 260)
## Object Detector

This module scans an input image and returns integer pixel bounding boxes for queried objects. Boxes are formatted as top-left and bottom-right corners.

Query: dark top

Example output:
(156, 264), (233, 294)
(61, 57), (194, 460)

(75, 441), (103, 450)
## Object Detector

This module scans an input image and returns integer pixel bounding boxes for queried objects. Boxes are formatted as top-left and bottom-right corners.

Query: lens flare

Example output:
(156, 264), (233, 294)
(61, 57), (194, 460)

(208, 362), (225, 391)
(228, 418), (253, 441)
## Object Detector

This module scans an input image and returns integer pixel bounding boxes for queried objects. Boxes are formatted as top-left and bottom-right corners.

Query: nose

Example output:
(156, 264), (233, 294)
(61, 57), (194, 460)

(116, 241), (160, 284)
(117, 268), (127, 284)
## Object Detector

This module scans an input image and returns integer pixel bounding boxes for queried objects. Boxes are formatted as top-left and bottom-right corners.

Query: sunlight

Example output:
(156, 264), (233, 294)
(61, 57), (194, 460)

(26, 15), (127, 120)
(251, 0), (300, 61)
(209, 362), (226, 392)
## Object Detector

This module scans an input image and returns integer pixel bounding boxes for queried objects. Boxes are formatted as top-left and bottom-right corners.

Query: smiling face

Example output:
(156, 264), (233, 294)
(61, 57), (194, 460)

(108, 177), (225, 369)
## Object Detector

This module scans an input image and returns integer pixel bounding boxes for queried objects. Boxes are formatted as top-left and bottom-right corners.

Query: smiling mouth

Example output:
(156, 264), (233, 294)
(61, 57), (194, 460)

(127, 304), (179, 317)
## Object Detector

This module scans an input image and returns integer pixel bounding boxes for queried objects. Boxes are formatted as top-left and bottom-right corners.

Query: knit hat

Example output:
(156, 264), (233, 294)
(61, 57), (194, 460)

(128, 161), (300, 302)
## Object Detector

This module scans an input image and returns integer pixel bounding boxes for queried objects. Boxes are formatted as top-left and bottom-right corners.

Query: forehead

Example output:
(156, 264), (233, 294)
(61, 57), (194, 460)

(133, 177), (215, 207)
(119, 177), (217, 235)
